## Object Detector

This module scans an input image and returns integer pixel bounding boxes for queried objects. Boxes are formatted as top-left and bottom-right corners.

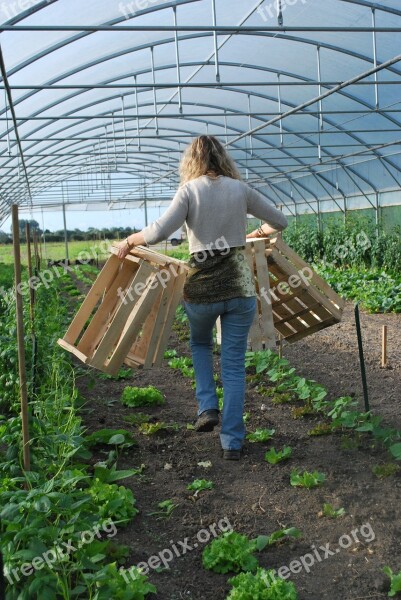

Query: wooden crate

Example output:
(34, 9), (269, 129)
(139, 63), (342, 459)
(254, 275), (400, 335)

(58, 245), (188, 374)
(245, 236), (345, 348)
(245, 239), (277, 351)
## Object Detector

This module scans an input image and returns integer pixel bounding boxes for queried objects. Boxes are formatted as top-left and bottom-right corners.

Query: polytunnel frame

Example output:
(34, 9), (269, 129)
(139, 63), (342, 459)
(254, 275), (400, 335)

(0, 0), (401, 229)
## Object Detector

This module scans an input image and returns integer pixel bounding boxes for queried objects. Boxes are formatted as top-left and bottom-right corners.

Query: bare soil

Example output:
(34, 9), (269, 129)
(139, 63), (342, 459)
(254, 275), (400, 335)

(75, 298), (401, 600)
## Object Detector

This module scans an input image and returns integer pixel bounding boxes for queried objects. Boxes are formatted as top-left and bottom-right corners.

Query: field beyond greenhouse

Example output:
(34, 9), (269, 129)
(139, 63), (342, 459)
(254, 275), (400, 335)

(1, 222), (401, 600)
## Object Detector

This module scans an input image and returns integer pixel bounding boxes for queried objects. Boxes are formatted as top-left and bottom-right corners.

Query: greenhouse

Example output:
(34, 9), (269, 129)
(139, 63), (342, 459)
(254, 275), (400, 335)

(0, 1), (400, 600)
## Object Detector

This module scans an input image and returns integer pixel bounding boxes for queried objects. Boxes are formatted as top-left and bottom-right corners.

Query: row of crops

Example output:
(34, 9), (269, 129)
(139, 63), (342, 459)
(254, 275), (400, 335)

(283, 218), (401, 313)
(0, 267), (157, 599)
(1, 254), (401, 598)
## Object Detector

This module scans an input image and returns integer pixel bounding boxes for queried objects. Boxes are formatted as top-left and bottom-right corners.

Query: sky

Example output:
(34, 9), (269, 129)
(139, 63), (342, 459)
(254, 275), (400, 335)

(1, 206), (165, 233)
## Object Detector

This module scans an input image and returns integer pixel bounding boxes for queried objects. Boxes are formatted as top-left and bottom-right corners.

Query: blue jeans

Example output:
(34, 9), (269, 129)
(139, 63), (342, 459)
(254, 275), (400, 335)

(184, 297), (256, 450)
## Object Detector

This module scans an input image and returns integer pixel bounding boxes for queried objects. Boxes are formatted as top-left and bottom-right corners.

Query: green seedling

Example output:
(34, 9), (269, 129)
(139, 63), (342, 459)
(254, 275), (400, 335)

(246, 428), (275, 443)
(123, 413), (152, 425)
(121, 386), (165, 408)
(372, 463), (399, 478)
(383, 566), (401, 597)
(320, 503), (345, 518)
(147, 499), (178, 520)
(290, 469), (326, 489)
(187, 479), (214, 496)
(98, 367), (133, 380)
(139, 422), (179, 435)
(264, 446), (292, 465)
(308, 423), (334, 436)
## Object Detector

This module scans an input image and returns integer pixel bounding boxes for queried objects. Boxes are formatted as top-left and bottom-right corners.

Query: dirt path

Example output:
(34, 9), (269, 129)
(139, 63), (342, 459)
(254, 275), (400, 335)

(74, 300), (401, 600)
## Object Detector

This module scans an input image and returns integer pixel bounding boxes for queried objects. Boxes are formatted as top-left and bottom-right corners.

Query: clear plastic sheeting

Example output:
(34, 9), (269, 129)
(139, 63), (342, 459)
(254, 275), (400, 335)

(0, 0), (401, 225)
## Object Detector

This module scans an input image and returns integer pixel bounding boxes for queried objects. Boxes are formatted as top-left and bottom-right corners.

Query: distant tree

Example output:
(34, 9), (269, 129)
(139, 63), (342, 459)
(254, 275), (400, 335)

(0, 230), (9, 243)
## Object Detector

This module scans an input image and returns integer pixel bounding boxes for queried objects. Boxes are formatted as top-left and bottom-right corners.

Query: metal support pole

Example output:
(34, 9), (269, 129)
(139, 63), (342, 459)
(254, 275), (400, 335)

(173, 6), (183, 114)
(12, 205), (31, 473)
(211, 0), (220, 82)
(354, 304), (370, 413)
(134, 75), (141, 151)
(121, 96), (128, 162)
(375, 191), (380, 232)
(317, 46), (323, 162)
(372, 9), (379, 110)
(62, 197), (69, 261)
(277, 73), (283, 146)
(150, 47), (159, 135)
(248, 94), (253, 156)
(224, 110), (228, 145)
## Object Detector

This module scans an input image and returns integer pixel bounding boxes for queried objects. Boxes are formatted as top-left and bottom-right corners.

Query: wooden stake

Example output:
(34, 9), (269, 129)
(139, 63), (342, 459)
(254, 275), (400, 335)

(278, 333), (283, 358)
(381, 325), (388, 368)
(33, 230), (40, 272)
(12, 205), (31, 473)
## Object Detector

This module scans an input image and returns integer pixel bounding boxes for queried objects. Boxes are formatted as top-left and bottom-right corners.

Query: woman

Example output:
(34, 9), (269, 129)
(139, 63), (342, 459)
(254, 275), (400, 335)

(117, 136), (287, 460)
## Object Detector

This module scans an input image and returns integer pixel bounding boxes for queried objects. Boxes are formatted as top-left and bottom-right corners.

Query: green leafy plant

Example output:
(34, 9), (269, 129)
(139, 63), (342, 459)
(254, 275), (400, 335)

(227, 567), (298, 600)
(121, 386), (165, 408)
(246, 428), (275, 443)
(85, 428), (137, 449)
(203, 528), (300, 575)
(264, 446), (292, 465)
(93, 463), (145, 484)
(255, 528), (301, 549)
(290, 469), (326, 489)
(320, 503), (345, 518)
(202, 531), (258, 574)
(291, 405), (316, 419)
(123, 413), (152, 425)
(187, 479), (214, 496)
(139, 422), (179, 435)
(147, 499), (178, 520)
(83, 561), (156, 599)
(372, 463), (399, 478)
(308, 423), (334, 436)
(98, 367), (133, 380)
(383, 566), (401, 597)
(88, 479), (138, 526)
(168, 356), (194, 379)
(390, 443), (401, 461)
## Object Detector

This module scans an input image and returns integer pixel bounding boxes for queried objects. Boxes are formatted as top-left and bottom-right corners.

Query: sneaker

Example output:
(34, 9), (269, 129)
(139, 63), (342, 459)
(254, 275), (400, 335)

(223, 449), (242, 461)
(194, 409), (219, 432)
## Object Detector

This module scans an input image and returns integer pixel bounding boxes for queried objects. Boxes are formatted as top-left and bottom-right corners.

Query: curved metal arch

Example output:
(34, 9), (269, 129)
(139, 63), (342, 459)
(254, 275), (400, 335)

(0, 19), (400, 170)
(3, 30), (400, 191)
(339, 0), (401, 18)
(3, 58), (386, 197)
(11, 107), (338, 210)
(1, 0), (396, 214)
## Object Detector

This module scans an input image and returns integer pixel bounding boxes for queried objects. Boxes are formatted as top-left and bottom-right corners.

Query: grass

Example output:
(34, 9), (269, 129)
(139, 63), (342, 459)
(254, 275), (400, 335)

(0, 240), (112, 266)
(0, 239), (189, 267)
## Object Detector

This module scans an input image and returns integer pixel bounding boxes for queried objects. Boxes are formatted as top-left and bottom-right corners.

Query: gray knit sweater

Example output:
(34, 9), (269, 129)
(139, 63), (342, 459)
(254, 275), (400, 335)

(142, 175), (288, 253)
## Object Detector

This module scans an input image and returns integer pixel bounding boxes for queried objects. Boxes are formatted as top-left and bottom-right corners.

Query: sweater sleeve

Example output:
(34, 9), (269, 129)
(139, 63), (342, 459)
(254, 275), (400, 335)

(141, 186), (189, 245)
(246, 185), (288, 231)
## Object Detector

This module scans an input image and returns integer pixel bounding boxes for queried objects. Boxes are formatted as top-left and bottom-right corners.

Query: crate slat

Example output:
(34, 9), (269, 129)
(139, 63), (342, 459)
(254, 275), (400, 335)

(246, 237), (344, 347)
(58, 246), (188, 373)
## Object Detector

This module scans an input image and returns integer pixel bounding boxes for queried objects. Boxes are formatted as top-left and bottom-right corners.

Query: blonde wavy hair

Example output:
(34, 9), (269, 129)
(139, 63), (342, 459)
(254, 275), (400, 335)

(180, 135), (241, 185)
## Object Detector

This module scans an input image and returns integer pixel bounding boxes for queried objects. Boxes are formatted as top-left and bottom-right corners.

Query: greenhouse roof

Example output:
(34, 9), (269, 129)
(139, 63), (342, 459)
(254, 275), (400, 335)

(1, 0), (401, 225)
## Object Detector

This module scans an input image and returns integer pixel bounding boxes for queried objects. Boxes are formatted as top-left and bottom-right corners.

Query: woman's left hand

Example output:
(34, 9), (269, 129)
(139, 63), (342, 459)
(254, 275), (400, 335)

(116, 240), (132, 260)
